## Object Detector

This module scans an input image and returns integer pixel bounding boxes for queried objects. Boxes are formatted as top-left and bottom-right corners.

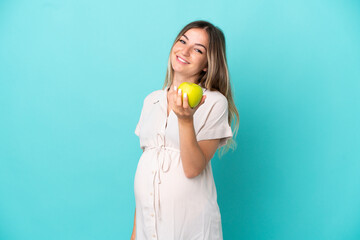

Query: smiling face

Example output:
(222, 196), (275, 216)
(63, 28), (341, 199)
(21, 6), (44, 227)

(170, 28), (209, 79)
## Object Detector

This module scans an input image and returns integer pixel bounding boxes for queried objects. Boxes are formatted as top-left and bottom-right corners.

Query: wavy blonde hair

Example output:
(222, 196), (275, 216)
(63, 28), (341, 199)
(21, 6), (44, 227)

(162, 20), (239, 158)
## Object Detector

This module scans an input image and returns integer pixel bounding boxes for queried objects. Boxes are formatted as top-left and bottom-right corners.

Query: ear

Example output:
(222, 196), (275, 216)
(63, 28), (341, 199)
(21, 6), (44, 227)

(202, 67), (207, 72)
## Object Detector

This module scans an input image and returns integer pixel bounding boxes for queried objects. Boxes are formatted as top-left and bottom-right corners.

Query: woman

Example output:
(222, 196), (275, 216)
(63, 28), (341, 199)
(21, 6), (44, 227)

(131, 20), (239, 240)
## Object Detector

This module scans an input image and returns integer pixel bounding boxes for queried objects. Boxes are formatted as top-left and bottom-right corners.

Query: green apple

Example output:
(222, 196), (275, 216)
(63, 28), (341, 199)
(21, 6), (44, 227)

(178, 82), (203, 108)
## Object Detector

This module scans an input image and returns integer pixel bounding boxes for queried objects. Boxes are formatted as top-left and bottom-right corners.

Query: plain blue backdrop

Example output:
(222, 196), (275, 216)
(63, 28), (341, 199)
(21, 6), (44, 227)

(1, 0), (359, 239)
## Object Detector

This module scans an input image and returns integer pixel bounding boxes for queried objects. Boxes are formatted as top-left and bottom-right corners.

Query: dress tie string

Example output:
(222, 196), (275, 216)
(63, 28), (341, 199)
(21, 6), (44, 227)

(144, 133), (180, 224)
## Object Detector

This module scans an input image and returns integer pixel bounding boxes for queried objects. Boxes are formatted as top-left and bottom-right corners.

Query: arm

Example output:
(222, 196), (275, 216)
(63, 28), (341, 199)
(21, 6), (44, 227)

(169, 86), (220, 178)
(130, 208), (136, 240)
(178, 118), (220, 178)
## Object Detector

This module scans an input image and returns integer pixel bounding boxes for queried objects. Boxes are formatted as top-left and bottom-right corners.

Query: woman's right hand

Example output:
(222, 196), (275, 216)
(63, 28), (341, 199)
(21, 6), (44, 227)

(131, 208), (136, 240)
(130, 232), (135, 240)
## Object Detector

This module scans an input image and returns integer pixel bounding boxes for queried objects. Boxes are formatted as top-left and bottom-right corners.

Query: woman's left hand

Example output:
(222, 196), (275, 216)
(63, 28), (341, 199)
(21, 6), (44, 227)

(168, 85), (206, 121)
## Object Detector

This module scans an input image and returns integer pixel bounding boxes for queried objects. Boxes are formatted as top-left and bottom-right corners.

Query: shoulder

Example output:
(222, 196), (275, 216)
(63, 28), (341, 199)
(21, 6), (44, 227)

(203, 89), (228, 107)
(142, 89), (163, 104)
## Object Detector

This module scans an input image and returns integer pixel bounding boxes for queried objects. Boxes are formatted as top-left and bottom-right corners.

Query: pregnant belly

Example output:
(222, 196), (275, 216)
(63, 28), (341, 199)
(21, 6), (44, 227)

(134, 151), (211, 205)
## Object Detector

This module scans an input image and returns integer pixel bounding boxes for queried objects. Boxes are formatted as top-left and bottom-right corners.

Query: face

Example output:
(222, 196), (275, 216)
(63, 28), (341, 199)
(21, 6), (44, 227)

(170, 28), (209, 78)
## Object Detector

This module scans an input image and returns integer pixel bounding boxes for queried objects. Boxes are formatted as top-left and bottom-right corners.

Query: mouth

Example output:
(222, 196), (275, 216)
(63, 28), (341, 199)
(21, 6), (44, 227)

(176, 55), (190, 64)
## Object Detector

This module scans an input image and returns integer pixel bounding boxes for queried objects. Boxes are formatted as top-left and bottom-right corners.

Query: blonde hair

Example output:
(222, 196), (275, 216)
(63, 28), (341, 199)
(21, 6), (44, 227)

(162, 20), (240, 158)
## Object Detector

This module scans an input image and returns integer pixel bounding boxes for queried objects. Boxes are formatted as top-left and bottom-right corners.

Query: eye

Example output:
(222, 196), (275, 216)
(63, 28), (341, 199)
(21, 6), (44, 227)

(179, 39), (203, 54)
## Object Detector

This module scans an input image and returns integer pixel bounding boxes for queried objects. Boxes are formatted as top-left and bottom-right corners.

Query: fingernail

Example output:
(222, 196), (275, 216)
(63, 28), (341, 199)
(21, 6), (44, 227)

(184, 92), (187, 98)
(178, 88), (181, 94)
(174, 86), (177, 91)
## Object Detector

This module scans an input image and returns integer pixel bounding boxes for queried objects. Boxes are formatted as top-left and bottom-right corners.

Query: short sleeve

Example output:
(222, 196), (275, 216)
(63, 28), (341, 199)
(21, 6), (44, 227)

(135, 98), (146, 137)
(196, 96), (233, 149)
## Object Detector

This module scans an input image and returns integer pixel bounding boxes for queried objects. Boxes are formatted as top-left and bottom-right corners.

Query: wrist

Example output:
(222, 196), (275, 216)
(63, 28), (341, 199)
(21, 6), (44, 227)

(178, 116), (194, 126)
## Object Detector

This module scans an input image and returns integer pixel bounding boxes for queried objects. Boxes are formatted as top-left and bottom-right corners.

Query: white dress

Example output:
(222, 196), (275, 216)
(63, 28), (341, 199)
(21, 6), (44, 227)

(134, 86), (233, 240)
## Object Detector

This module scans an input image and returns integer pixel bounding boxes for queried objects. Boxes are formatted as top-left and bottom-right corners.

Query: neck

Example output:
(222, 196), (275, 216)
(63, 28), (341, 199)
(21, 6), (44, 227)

(170, 73), (199, 90)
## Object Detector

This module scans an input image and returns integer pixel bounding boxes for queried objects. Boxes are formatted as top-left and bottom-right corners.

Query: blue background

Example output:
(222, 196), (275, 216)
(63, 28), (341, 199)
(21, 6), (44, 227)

(1, 0), (359, 239)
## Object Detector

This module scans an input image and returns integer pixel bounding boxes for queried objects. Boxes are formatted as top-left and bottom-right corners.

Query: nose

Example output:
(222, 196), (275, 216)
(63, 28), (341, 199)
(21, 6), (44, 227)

(181, 45), (191, 56)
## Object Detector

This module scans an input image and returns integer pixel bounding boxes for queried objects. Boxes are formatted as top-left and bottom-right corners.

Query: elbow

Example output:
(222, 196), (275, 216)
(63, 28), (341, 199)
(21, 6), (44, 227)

(184, 171), (200, 179)
(183, 168), (202, 179)
(182, 155), (207, 179)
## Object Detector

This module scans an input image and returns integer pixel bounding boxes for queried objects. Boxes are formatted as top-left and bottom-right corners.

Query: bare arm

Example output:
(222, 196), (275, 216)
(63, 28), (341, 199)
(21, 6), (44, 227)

(178, 118), (219, 178)
(169, 86), (219, 179)
(131, 208), (136, 240)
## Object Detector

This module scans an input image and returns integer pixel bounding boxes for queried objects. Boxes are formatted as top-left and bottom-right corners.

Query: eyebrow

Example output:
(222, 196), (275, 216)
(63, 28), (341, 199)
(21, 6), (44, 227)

(182, 34), (207, 51)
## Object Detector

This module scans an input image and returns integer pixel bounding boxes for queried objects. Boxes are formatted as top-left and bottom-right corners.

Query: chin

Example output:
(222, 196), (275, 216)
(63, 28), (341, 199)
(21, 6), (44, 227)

(171, 60), (184, 73)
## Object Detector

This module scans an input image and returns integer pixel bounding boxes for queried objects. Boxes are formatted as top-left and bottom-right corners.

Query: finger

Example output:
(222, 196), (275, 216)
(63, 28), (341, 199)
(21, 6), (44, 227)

(176, 88), (182, 107)
(172, 86), (178, 102)
(199, 95), (206, 105)
(172, 85), (177, 93)
(183, 92), (189, 109)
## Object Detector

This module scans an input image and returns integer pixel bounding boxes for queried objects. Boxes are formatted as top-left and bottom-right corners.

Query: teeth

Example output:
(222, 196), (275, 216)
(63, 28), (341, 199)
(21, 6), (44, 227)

(177, 56), (188, 64)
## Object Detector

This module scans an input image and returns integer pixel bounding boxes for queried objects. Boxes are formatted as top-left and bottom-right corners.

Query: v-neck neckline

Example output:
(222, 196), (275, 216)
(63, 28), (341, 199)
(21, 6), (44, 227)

(165, 87), (171, 118)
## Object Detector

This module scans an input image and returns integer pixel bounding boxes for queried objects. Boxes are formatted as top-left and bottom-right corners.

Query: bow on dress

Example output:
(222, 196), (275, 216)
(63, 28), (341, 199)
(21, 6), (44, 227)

(145, 132), (180, 221)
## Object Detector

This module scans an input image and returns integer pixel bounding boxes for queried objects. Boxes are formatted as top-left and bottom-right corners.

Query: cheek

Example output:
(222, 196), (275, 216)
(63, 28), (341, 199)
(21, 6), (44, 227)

(172, 43), (181, 52)
(197, 56), (207, 67)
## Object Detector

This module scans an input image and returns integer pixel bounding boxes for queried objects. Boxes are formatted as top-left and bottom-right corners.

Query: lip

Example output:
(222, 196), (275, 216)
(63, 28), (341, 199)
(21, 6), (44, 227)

(176, 55), (190, 64)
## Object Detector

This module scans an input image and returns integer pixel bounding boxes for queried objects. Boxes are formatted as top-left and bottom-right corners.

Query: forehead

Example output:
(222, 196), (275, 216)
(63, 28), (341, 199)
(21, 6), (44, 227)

(183, 28), (209, 47)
